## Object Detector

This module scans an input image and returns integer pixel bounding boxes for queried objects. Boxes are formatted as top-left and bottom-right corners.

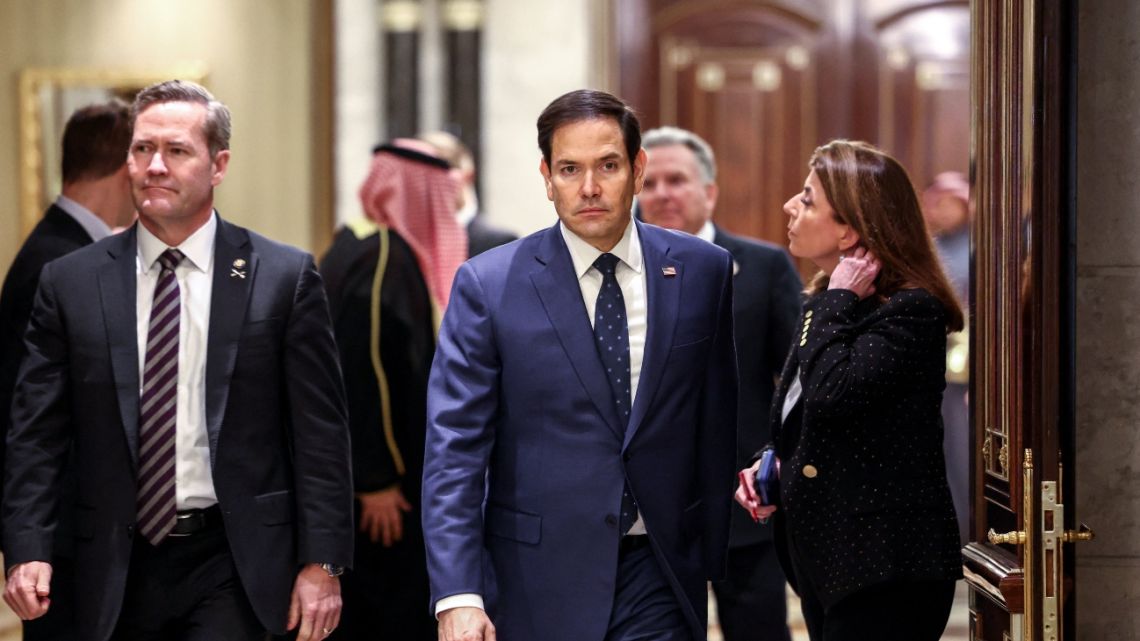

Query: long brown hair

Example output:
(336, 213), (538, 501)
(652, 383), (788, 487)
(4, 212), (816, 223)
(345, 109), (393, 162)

(806, 140), (964, 332)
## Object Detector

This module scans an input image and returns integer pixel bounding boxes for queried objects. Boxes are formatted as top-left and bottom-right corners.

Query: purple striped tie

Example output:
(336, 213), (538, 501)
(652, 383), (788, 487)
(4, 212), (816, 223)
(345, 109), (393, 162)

(137, 248), (183, 545)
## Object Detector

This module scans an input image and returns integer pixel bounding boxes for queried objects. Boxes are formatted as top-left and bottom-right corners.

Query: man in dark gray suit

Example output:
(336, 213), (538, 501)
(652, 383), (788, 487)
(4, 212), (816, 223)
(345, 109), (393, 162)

(640, 126), (801, 641)
(3, 80), (353, 641)
(0, 99), (136, 641)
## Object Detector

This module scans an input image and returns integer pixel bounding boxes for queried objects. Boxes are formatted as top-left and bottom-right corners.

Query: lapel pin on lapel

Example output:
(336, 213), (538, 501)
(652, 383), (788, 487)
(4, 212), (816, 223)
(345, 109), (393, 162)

(231, 258), (247, 279)
(661, 266), (677, 278)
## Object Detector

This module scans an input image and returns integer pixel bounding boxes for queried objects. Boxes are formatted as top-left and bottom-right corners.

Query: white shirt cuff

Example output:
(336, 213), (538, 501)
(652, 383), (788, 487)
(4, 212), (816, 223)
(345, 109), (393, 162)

(434, 593), (485, 619)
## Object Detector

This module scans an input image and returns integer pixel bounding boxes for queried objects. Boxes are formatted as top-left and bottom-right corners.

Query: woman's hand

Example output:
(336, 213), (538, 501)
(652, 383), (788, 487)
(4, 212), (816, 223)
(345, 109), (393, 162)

(829, 246), (881, 299)
(735, 462), (778, 523)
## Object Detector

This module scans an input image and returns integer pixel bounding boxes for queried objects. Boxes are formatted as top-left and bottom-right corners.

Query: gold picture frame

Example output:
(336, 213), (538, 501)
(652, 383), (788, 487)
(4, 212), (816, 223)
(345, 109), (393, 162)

(17, 64), (208, 237)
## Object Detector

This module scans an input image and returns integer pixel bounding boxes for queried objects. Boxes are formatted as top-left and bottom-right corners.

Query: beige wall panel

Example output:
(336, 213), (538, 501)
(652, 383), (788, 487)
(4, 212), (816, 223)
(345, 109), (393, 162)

(481, 0), (596, 236)
(0, 0), (315, 281)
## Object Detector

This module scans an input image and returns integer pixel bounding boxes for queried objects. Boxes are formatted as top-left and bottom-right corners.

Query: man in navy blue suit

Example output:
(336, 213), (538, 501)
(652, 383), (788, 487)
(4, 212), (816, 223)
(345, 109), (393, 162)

(422, 89), (738, 641)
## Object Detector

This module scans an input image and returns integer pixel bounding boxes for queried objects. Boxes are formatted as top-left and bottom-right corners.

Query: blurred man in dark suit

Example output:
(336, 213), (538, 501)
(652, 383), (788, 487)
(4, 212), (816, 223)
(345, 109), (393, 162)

(418, 130), (517, 257)
(0, 99), (136, 641)
(641, 126), (802, 641)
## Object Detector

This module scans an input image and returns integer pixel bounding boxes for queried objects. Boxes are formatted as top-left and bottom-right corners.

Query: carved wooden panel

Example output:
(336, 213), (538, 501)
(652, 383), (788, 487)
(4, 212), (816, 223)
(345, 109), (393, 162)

(615, 0), (970, 278)
(871, 4), (971, 188)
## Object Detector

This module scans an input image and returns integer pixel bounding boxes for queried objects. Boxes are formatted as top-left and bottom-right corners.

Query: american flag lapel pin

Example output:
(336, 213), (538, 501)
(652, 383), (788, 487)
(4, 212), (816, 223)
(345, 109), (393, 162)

(661, 265), (677, 278)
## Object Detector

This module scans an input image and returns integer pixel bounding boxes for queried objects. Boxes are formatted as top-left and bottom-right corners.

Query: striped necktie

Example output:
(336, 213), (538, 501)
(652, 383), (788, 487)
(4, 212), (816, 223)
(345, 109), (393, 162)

(137, 248), (184, 545)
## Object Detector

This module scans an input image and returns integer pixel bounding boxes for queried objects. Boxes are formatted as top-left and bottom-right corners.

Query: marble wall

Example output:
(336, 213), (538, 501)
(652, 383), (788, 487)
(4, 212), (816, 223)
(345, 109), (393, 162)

(1075, 0), (1140, 638)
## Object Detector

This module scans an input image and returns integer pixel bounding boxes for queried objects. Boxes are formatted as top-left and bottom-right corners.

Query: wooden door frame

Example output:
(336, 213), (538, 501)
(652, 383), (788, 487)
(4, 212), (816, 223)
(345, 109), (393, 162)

(965, 0), (1077, 639)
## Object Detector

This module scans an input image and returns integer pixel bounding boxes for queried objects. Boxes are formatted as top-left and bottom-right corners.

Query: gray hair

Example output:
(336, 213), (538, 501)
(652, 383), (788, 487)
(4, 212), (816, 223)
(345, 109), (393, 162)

(642, 126), (716, 184)
(130, 79), (232, 158)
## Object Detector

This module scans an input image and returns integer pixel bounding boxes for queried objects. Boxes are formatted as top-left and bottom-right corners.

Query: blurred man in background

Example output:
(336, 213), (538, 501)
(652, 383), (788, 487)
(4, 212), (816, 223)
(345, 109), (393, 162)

(320, 139), (465, 640)
(418, 130), (517, 257)
(0, 99), (135, 641)
(640, 126), (801, 641)
(923, 171), (971, 546)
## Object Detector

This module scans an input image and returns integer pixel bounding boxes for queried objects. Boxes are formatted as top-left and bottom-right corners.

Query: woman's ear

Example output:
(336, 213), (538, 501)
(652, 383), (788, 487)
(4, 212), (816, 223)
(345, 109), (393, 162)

(837, 226), (861, 252)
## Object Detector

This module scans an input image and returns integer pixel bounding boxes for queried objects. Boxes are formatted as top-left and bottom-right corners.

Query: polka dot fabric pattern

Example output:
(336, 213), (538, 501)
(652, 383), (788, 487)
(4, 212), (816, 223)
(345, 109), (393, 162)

(770, 288), (963, 610)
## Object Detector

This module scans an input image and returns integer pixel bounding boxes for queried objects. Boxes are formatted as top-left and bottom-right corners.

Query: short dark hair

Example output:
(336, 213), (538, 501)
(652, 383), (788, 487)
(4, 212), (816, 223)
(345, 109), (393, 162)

(130, 79), (231, 157)
(60, 100), (131, 184)
(536, 90), (641, 167)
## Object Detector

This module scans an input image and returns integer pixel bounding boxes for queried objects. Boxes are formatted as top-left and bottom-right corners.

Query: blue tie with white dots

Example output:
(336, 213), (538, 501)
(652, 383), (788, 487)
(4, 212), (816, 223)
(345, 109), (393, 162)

(592, 253), (637, 535)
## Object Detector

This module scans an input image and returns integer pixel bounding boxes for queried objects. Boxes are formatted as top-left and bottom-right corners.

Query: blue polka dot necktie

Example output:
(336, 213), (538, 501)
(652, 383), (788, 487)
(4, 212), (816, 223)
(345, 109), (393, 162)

(592, 253), (637, 535)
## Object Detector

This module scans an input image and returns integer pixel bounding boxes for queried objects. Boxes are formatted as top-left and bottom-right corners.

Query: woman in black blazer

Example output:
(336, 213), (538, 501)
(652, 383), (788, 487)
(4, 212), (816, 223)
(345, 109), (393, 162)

(736, 140), (964, 641)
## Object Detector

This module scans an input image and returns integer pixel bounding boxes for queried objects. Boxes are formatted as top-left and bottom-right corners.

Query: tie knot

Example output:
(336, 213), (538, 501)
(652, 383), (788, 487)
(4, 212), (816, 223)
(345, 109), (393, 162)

(594, 253), (620, 276)
(158, 249), (184, 272)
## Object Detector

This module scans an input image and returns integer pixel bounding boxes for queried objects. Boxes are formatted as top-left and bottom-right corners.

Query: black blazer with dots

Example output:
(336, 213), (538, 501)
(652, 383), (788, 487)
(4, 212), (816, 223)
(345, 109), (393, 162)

(769, 287), (962, 609)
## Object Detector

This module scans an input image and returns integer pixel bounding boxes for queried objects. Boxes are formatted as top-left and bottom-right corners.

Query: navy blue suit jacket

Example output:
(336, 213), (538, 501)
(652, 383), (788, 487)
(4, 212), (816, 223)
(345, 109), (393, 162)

(422, 219), (738, 641)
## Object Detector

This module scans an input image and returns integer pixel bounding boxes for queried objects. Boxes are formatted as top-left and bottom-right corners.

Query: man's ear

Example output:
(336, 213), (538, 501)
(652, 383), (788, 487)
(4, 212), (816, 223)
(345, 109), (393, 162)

(704, 181), (719, 215)
(632, 148), (648, 194)
(538, 157), (554, 201)
(211, 150), (231, 187)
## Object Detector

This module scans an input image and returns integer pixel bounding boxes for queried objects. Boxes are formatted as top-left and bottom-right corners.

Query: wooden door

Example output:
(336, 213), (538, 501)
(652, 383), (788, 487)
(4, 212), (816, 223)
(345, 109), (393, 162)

(613, 0), (971, 279)
(964, 1), (1086, 640)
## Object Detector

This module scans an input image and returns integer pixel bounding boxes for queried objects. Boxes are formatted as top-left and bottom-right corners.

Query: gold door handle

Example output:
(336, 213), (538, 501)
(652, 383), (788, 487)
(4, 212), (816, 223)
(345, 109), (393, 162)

(1062, 524), (1095, 543)
(988, 528), (1027, 545)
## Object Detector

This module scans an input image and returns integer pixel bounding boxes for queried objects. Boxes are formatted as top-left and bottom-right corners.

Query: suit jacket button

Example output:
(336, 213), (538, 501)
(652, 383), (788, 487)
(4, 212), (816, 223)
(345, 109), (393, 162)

(623, 453), (631, 462)
(802, 464), (818, 478)
(604, 514), (618, 527)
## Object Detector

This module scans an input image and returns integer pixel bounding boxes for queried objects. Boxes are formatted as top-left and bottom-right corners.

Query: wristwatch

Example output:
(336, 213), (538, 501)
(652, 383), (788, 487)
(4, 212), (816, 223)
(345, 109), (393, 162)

(319, 562), (345, 577)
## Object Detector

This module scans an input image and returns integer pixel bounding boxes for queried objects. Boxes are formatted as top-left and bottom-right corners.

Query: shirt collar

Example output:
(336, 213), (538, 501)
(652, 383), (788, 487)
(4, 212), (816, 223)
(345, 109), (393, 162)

(560, 215), (643, 280)
(54, 195), (112, 242)
(137, 211), (218, 274)
(695, 220), (716, 244)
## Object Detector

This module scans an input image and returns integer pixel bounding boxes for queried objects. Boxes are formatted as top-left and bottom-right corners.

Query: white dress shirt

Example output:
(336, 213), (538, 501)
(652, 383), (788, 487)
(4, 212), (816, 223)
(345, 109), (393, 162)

(136, 213), (218, 510)
(436, 218), (650, 617)
(695, 219), (716, 244)
(55, 195), (113, 242)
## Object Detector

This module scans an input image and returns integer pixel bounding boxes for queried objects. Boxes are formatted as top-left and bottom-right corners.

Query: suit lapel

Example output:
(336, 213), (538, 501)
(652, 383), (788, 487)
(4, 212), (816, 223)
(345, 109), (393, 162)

(530, 225), (624, 440)
(626, 222), (681, 448)
(204, 218), (256, 464)
(99, 227), (141, 470)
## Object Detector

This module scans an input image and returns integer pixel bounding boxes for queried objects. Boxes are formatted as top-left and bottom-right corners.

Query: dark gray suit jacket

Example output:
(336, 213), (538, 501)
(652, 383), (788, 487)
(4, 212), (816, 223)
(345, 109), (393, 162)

(0, 205), (93, 554)
(2, 216), (354, 641)
(712, 226), (801, 548)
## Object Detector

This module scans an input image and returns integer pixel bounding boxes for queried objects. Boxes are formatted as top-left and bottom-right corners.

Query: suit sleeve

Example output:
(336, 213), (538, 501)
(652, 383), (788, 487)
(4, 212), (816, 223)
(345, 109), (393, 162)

(2, 262), (72, 568)
(699, 253), (738, 579)
(798, 289), (945, 419)
(283, 257), (355, 567)
(421, 262), (500, 609)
